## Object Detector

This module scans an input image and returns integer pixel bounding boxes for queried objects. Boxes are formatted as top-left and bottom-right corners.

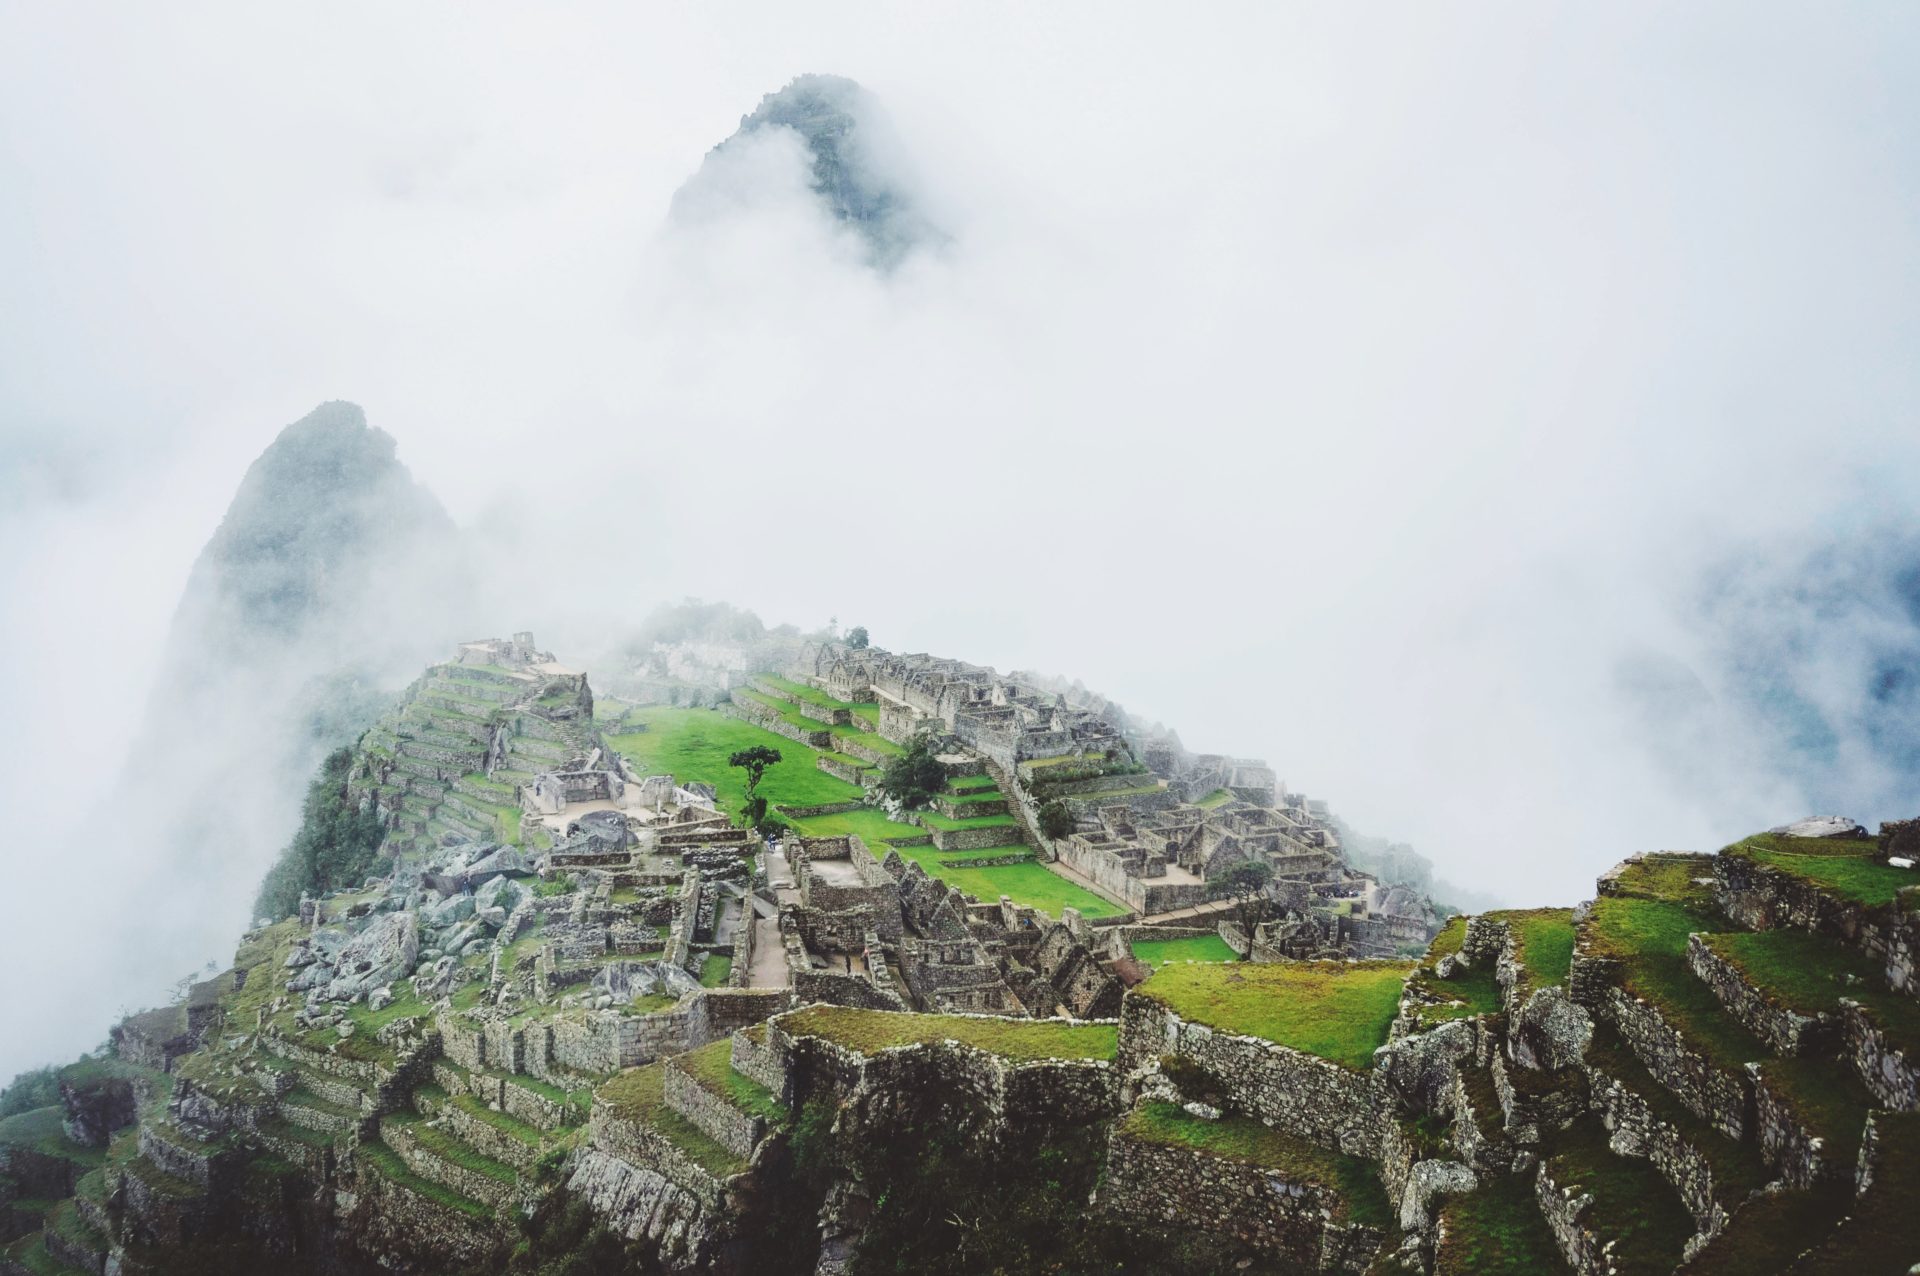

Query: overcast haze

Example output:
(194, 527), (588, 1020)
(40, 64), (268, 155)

(3, 3), (1918, 1079)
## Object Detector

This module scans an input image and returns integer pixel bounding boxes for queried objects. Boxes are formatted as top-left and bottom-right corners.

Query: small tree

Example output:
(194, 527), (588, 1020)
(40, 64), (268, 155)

(1207, 859), (1276, 961)
(881, 735), (947, 810)
(729, 746), (783, 829)
(846, 626), (870, 650)
(1038, 799), (1075, 841)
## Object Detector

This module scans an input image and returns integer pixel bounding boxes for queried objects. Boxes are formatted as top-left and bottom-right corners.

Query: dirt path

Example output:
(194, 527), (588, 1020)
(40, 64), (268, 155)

(747, 916), (788, 988)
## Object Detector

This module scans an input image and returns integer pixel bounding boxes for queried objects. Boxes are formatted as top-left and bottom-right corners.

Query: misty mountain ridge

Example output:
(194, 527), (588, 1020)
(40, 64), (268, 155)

(673, 73), (940, 267)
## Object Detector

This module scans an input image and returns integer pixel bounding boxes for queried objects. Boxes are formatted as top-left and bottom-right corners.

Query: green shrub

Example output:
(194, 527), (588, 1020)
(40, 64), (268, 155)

(880, 736), (945, 810)
(253, 747), (386, 919)
(1037, 799), (1075, 840)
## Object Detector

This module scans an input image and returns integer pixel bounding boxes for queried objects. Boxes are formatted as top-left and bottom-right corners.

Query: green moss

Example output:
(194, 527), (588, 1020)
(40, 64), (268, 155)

(674, 1039), (787, 1124)
(1434, 1171), (1570, 1274)
(1120, 1102), (1391, 1227)
(1608, 853), (1718, 907)
(1137, 961), (1411, 1069)
(1131, 934), (1239, 967)
(778, 1005), (1118, 1061)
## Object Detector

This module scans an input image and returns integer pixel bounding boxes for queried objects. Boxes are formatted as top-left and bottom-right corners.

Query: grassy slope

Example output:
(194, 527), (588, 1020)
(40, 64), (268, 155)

(1131, 934), (1238, 966)
(1136, 961), (1411, 1069)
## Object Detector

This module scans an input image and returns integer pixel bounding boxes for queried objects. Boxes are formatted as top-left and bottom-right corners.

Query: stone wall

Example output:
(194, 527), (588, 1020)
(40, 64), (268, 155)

(664, 1064), (764, 1160)
(1685, 934), (1838, 1056)
(1117, 996), (1394, 1157)
(1095, 1129), (1385, 1273)
(1713, 852), (1920, 997)
(1585, 1058), (1729, 1236)
(1749, 1065), (1833, 1188)
(1599, 985), (1750, 1140)
(1841, 999), (1920, 1110)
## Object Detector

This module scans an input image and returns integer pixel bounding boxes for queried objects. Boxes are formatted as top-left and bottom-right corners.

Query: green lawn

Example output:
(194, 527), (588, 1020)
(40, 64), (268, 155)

(790, 806), (927, 845)
(1729, 834), (1917, 908)
(777, 1005), (1118, 1061)
(1131, 934), (1238, 966)
(1120, 1102), (1391, 1227)
(698, 954), (733, 988)
(606, 708), (863, 819)
(792, 800), (1123, 918)
(915, 808), (1019, 833)
(1137, 961), (1413, 1069)
(756, 674), (850, 710)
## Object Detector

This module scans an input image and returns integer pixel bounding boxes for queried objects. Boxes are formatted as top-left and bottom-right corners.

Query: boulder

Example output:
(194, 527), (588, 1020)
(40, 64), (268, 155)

(1399, 1159), (1476, 1232)
(367, 985), (394, 1013)
(1769, 816), (1868, 840)
(323, 912), (419, 1002)
(475, 874), (528, 917)
(426, 893), (475, 927)
(463, 847), (531, 884)
(1509, 986), (1592, 1072)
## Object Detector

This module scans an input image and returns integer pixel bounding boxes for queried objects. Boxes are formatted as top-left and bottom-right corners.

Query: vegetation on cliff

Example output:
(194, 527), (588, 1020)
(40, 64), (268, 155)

(253, 746), (386, 918)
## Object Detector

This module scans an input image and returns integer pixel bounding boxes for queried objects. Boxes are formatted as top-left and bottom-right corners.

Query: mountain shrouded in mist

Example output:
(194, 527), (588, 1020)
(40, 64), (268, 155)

(108, 401), (473, 1032)
(672, 73), (938, 266)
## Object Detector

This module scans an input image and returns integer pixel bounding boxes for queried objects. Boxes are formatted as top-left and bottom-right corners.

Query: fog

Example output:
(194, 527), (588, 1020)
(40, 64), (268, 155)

(3, 3), (1917, 1080)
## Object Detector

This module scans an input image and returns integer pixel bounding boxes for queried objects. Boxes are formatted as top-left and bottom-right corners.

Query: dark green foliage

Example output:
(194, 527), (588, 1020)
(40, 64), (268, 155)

(1037, 799), (1075, 840)
(879, 736), (945, 810)
(0, 1065), (62, 1118)
(253, 747), (386, 918)
(845, 626), (869, 650)
(508, 1191), (643, 1276)
(729, 745), (783, 798)
(1207, 859), (1275, 957)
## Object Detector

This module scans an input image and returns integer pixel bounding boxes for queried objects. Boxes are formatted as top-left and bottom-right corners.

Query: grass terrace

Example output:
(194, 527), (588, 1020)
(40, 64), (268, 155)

(1424, 915), (1468, 963)
(1608, 853), (1718, 908)
(1726, 833), (1918, 908)
(1543, 1121), (1695, 1275)
(596, 1063), (747, 1178)
(790, 798), (1126, 919)
(0, 1106), (105, 1169)
(1435, 1171), (1572, 1275)
(1493, 908), (1576, 1000)
(1585, 895), (1766, 1073)
(674, 1039), (787, 1124)
(1130, 933), (1238, 967)
(607, 707), (862, 820)
(1194, 788), (1234, 810)
(1120, 1102), (1391, 1228)
(1680, 1180), (1851, 1275)
(914, 808), (1019, 833)
(1582, 1025), (1771, 1208)
(1699, 930), (1920, 1056)
(357, 1138), (493, 1220)
(1136, 961), (1412, 1069)
(776, 1005), (1117, 1062)
(1790, 1110), (1920, 1271)
(1757, 1057), (1873, 1170)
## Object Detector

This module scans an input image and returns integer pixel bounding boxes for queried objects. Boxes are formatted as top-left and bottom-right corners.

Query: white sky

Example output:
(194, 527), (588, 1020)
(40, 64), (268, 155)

(2, 3), (1916, 1075)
